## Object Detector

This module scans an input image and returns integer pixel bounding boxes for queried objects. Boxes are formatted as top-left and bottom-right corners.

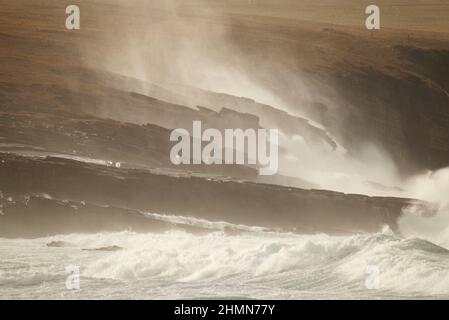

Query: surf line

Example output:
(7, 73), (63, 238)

(169, 120), (279, 176)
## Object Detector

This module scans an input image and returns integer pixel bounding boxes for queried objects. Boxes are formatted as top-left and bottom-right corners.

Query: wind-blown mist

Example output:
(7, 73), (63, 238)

(66, 0), (446, 244)
(400, 167), (449, 248)
(81, 0), (407, 197)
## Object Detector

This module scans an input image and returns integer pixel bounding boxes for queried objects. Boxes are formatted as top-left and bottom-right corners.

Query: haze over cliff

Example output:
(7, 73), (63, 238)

(0, 0), (448, 237)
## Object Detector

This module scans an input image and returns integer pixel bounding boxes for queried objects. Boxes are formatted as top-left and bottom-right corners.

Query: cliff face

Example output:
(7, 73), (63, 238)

(220, 17), (449, 174)
(0, 97), (259, 179)
(0, 1), (447, 239)
(328, 47), (449, 173)
(2, 1), (448, 177)
(0, 154), (428, 238)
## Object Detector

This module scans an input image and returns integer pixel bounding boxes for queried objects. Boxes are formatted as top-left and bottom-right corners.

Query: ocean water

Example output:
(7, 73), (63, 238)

(1, 226), (449, 300)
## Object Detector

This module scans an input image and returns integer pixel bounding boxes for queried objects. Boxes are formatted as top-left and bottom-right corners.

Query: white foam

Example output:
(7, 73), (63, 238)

(2, 229), (448, 299)
(142, 212), (269, 232)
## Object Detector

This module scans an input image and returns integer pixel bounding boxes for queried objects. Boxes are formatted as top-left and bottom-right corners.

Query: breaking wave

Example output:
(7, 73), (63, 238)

(1, 225), (449, 299)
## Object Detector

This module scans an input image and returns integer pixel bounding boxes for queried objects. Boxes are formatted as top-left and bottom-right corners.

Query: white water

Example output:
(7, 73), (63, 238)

(1, 228), (449, 299)
(399, 167), (449, 249)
